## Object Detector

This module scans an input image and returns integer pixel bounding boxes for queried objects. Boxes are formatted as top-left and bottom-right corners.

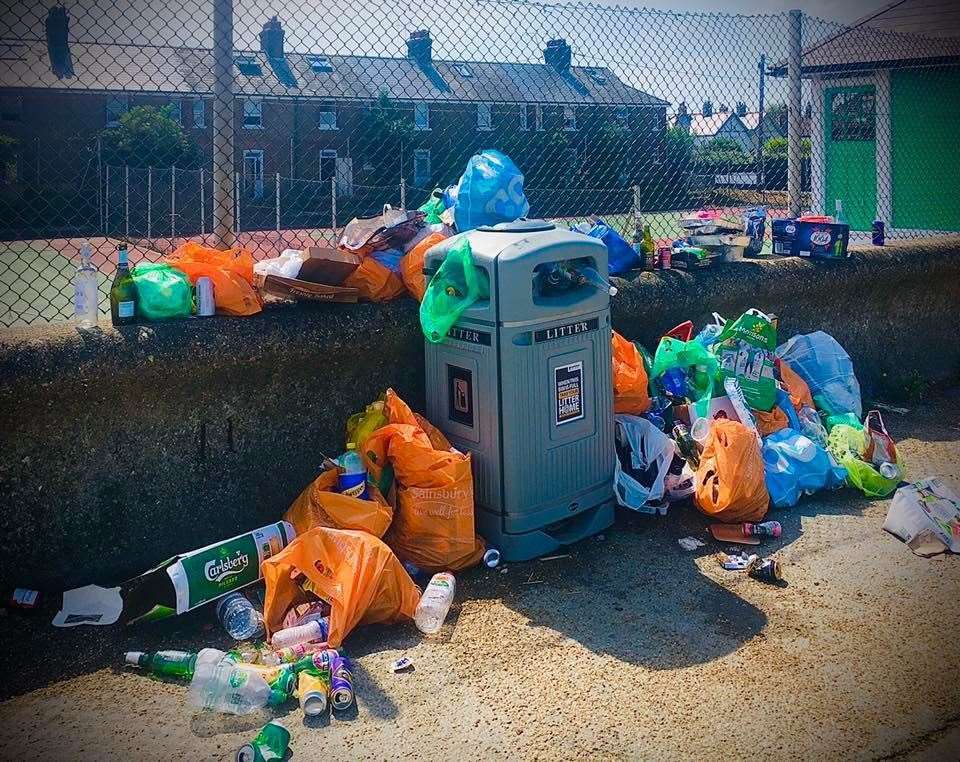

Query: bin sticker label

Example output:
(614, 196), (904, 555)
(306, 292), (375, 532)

(446, 327), (491, 346)
(535, 317), (599, 343)
(555, 361), (584, 425)
(447, 365), (474, 428)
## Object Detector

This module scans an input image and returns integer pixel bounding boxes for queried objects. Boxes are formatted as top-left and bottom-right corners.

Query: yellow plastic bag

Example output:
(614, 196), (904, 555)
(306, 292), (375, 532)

(694, 419), (769, 523)
(262, 527), (420, 647)
(612, 330), (651, 415)
(284, 468), (393, 538)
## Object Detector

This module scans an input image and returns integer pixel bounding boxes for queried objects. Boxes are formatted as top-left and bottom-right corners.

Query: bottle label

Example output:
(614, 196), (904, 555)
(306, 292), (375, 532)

(11, 588), (39, 607)
(118, 301), (134, 318)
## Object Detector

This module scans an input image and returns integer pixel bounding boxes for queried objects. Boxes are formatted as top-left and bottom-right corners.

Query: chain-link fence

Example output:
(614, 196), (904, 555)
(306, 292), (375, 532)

(1, 0), (958, 326)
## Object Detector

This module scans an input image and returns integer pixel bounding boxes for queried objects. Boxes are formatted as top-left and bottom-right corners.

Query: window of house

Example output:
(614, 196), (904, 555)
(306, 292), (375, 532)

(477, 103), (492, 131)
(519, 105), (529, 131)
(105, 94), (128, 127)
(320, 149), (337, 181)
(414, 103), (430, 131)
(830, 90), (875, 141)
(317, 102), (337, 130)
(453, 63), (473, 78)
(0, 94), (22, 122)
(563, 105), (577, 131)
(308, 55), (333, 73)
(414, 148), (431, 186)
(242, 149), (264, 199)
(192, 98), (205, 128)
(586, 68), (608, 86)
(615, 105), (629, 126)
(243, 99), (263, 129)
(534, 104), (544, 131)
(235, 56), (262, 76)
(168, 99), (182, 125)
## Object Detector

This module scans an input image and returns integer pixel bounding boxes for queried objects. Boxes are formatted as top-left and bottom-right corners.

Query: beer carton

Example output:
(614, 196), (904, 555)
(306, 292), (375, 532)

(54, 522), (296, 627)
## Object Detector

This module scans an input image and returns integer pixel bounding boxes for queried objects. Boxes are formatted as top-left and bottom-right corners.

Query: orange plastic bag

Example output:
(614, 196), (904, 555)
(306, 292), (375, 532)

(343, 257), (406, 302)
(262, 527), (420, 647)
(754, 405), (789, 437)
(776, 358), (814, 413)
(284, 468), (393, 538)
(694, 419), (769, 523)
(612, 330), (651, 415)
(400, 232), (447, 302)
(165, 242), (261, 316)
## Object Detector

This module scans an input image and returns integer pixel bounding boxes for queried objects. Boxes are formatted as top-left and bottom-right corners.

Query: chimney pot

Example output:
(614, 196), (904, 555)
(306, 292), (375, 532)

(45, 5), (73, 79)
(544, 38), (571, 74)
(407, 30), (432, 67)
(260, 15), (285, 59)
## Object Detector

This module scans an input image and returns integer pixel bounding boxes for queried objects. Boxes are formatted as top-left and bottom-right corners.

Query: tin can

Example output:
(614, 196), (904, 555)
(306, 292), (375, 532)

(659, 246), (672, 270)
(236, 720), (290, 762)
(747, 557), (784, 585)
(330, 653), (354, 710)
(196, 276), (215, 316)
(872, 219), (885, 246)
(298, 670), (331, 717)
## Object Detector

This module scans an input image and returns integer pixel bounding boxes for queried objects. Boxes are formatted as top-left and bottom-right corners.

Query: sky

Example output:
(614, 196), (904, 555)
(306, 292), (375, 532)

(2, 0), (892, 111)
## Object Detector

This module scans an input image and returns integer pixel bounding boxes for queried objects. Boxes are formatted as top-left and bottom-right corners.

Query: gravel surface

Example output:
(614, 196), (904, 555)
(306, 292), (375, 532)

(1, 394), (958, 761)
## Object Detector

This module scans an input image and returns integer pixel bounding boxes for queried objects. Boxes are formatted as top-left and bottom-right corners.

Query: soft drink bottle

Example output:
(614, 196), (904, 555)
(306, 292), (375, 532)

(217, 592), (265, 641)
(414, 572), (456, 634)
(73, 242), (99, 328)
(124, 647), (225, 680)
(337, 445), (368, 499)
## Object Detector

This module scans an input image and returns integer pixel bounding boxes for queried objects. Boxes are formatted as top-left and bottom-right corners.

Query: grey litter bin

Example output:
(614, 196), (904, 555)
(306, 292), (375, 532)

(423, 220), (615, 561)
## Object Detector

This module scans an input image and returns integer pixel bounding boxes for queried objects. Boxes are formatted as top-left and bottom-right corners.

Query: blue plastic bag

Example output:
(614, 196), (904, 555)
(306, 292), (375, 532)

(776, 331), (862, 419)
(584, 219), (640, 275)
(762, 428), (847, 508)
(453, 150), (530, 232)
(372, 248), (402, 273)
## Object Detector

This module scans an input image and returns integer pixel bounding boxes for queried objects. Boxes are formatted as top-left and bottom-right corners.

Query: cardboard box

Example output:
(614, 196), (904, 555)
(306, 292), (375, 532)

(673, 395), (742, 426)
(302, 246), (362, 285)
(54, 521), (296, 627)
(256, 274), (359, 303)
(772, 218), (850, 259)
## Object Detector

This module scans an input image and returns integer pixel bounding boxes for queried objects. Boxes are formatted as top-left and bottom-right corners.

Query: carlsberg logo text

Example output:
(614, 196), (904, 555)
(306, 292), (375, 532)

(204, 552), (249, 583)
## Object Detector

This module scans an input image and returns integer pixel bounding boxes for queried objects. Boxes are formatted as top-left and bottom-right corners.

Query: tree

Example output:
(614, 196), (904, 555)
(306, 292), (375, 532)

(99, 105), (199, 168)
(666, 125), (693, 164)
(762, 136), (811, 159)
(766, 102), (788, 132)
(0, 134), (18, 182)
(702, 100), (713, 117)
(358, 90), (416, 185)
(735, 101), (747, 116)
(695, 136), (748, 165)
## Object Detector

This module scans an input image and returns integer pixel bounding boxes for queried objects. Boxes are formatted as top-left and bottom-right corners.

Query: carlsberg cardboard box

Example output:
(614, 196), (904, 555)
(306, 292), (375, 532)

(121, 521), (296, 624)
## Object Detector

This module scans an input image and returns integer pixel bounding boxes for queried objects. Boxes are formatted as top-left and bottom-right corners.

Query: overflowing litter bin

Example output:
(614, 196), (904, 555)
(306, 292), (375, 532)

(423, 220), (615, 561)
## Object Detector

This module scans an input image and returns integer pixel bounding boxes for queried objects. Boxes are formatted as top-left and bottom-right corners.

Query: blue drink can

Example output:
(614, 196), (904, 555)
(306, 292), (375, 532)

(872, 219), (885, 246)
(330, 653), (354, 710)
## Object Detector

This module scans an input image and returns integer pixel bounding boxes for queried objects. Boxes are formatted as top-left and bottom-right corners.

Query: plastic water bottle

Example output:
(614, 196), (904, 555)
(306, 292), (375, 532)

(73, 242), (99, 328)
(271, 619), (327, 649)
(798, 405), (828, 447)
(217, 592), (265, 641)
(337, 445), (368, 499)
(187, 655), (273, 715)
(414, 572), (456, 635)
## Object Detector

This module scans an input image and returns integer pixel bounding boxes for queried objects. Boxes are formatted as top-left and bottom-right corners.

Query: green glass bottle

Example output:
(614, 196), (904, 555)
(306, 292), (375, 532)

(124, 650), (198, 679)
(110, 244), (137, 325)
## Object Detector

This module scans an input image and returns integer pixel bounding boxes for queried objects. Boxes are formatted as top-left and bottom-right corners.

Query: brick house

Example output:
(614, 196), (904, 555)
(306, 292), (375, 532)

(0, 10), (668, 236)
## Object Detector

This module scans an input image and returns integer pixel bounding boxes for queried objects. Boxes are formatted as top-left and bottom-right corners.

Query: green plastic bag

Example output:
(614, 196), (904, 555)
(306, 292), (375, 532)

(827, 424), (902, 498)
(651, 337), (718, 414)
(418, 189), (446, 225)
(131, 262), (193, 321)
(825, 411), (863, 432)
(420, 238), (488, 344)
(713, 309), (777, 412)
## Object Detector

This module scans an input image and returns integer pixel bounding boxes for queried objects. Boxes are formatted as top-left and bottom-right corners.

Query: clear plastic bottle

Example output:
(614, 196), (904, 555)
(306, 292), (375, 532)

(73, 242), (99, 328)
(414, 572), (456, 635)
(216, 592), (265, 641)
(797, 405), (828, 447)
(187, 655), (273, 715)
(337, 446), (368, 499)
(271, 619), (327, 649)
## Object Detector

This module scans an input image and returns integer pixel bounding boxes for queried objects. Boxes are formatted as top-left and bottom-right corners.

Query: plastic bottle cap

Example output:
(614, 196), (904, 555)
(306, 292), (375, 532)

(124, 652), (144, 667)
(483, 548), (501, 568)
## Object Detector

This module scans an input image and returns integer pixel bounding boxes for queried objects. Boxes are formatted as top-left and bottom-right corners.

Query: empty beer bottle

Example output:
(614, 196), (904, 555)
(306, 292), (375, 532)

(110, 244), (138, 326)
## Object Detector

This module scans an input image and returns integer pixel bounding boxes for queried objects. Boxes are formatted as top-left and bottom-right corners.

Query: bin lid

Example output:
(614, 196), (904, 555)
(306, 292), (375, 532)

(475, 219), (556, 233)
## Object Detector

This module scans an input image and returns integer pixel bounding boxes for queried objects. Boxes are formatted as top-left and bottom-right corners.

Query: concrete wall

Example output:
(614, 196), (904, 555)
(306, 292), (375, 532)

(2, 239), (959, 592)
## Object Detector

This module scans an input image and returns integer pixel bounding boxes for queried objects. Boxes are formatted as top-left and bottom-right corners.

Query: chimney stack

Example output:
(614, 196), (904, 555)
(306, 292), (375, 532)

(45, 4), (73, 79)
(407, 30), (432, 68)
(544, 38), (571, 74)
(260, 16), (284, 59)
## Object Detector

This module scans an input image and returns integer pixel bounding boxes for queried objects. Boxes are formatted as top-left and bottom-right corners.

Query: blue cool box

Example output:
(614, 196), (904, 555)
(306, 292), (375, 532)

(772, 219), (850, 259)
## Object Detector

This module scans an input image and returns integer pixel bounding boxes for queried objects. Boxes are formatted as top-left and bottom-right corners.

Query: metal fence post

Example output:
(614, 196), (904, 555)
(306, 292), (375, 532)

(787, 9), (803, 217)
(105, 166), (110, 237)
(200, 167), (206, 236)
(124, 164), (130, 238)
(170, 165), (176, 239)
(400, 177), (406, 209)
(147, 166), (153, 240)
(212, 0), (235, 248)
(631, 184), (642, 248)
(275, 172), (280, 231)
(331, 176), (337, 233)
(234, 172), (240, 233)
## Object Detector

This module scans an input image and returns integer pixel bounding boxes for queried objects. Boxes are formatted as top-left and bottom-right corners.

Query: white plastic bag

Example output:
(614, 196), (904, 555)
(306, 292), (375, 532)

(254, 249), (307, 279)
(613, 415), (676, 513)
(883, 478), (960, 557)
(776, 331), (862, 418)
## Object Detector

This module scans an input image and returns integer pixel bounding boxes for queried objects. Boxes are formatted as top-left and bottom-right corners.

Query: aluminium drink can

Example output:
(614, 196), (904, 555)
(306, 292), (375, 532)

(330, 653), (354, 710)
(196, 276), (215, 316)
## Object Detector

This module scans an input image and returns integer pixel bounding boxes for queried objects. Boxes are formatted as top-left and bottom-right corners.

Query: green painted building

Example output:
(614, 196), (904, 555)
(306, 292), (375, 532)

(775, 0), (960, 236)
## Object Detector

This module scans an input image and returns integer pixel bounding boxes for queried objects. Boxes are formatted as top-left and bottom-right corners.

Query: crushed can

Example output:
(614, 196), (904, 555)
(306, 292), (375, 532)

(872, 219), (885, 246)
(236, 720), (290, 762)
(747, 557), (784, 585)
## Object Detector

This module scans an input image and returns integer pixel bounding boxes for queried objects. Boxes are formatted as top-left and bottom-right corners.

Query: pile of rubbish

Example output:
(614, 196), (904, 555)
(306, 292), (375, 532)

(610, 310), (919, 577)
